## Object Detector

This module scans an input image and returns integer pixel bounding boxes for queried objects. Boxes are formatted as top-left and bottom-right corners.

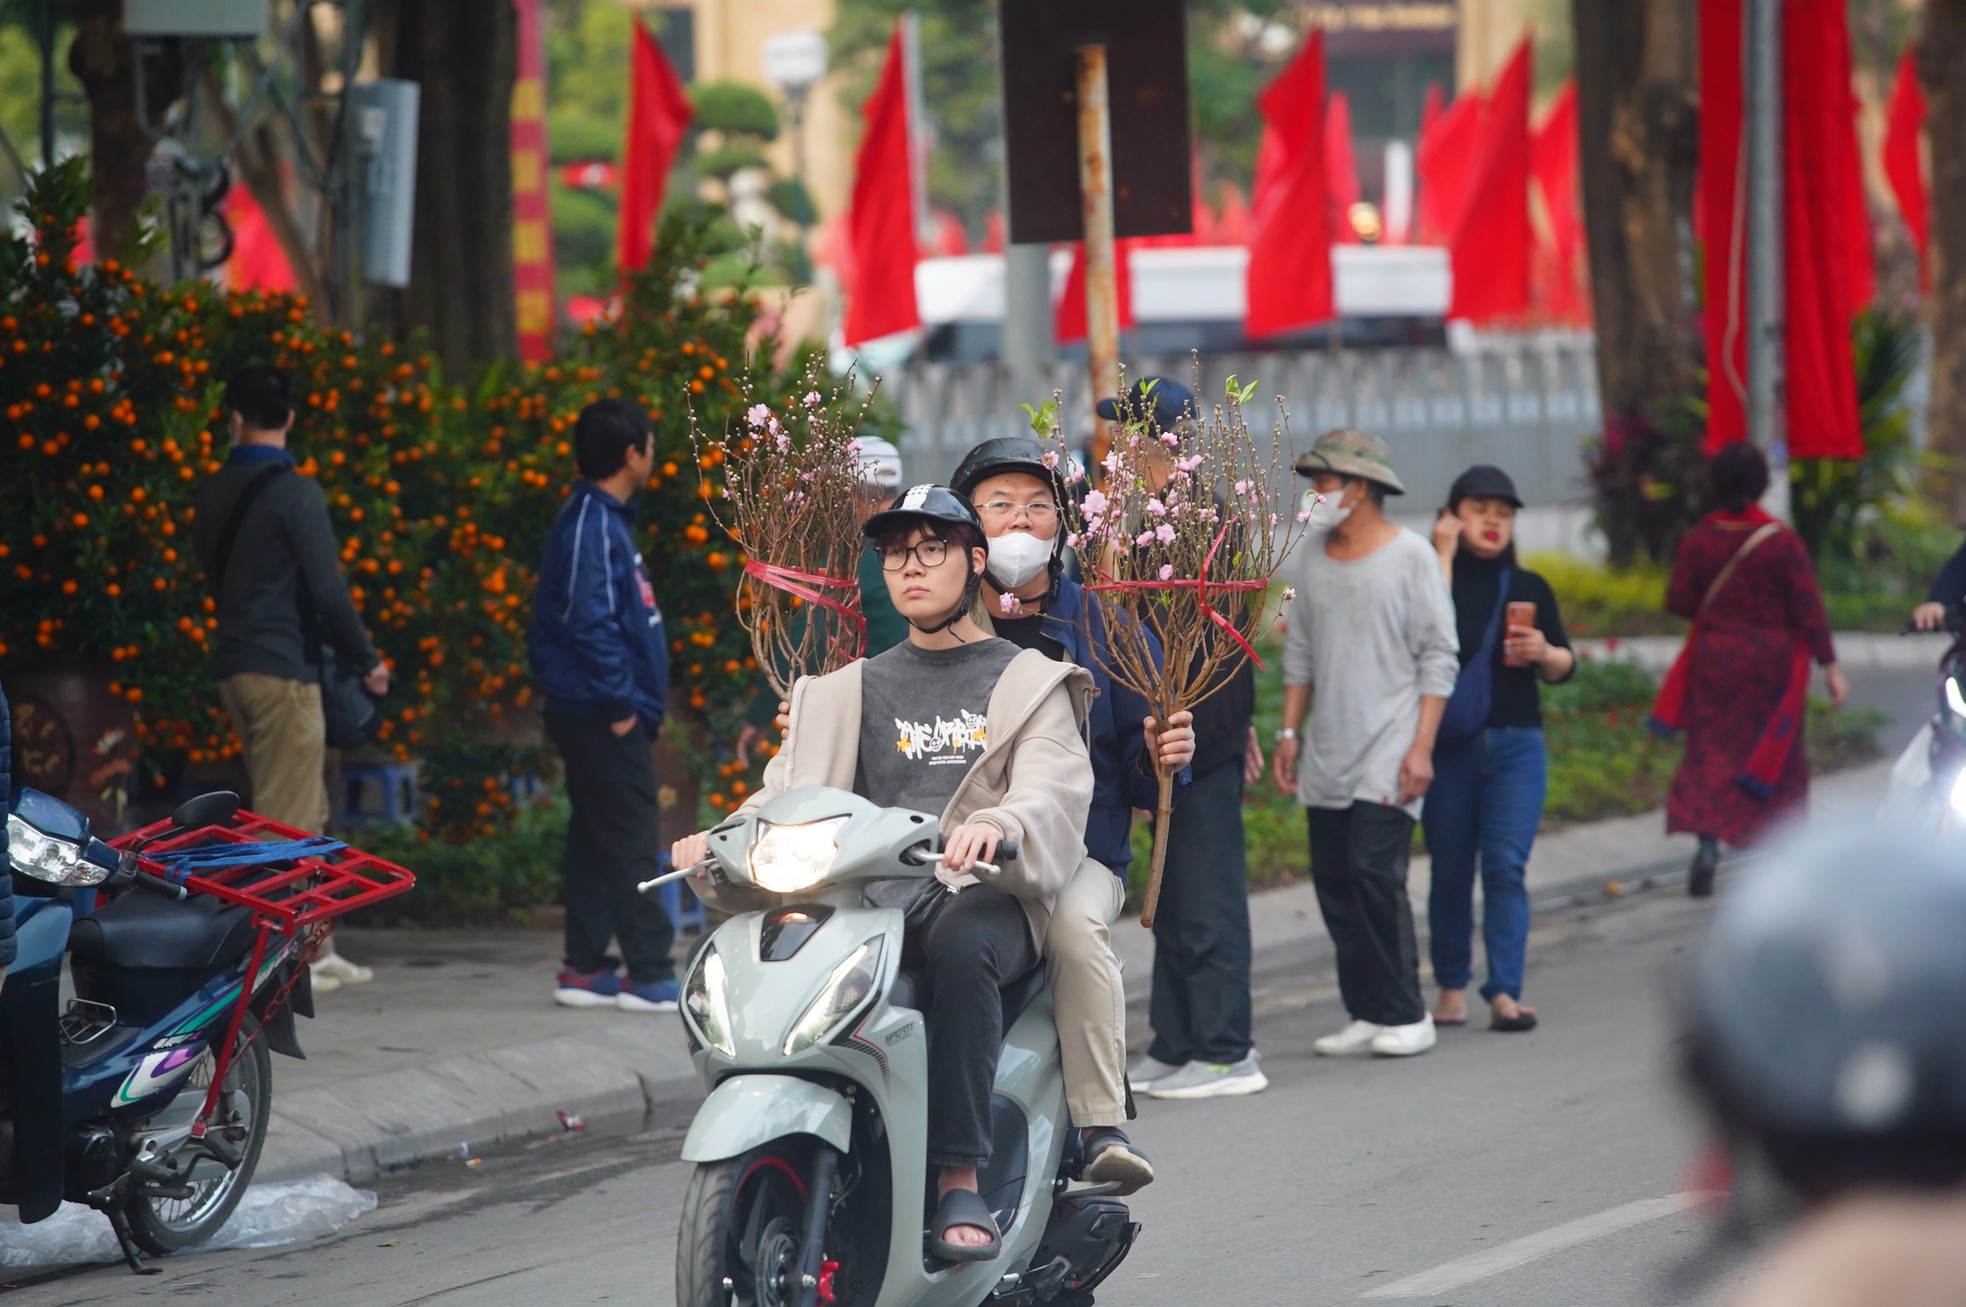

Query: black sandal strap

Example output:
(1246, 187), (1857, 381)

(929, 1187), (1002, 1263)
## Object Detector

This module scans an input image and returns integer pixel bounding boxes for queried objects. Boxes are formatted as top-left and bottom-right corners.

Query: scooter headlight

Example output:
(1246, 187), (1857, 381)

(5, 814), (108, 886)
(1947, 768), (1966, 822)
(748, 817), (848, 894)
(1946, 676), (1966, 721)
(783, 937), (885, 1056)
(683, 944), (736, 1057)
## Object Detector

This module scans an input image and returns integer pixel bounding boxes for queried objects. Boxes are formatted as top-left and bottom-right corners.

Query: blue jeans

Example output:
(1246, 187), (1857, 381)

(1422, 727), (1547, 1002)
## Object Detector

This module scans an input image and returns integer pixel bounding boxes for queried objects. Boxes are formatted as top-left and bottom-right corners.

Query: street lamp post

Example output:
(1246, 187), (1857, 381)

(762, 30), (828, 210)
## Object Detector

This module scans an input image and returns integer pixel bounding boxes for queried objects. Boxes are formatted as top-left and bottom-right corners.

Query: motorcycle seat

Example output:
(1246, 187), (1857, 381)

(69, 889), (259, 971)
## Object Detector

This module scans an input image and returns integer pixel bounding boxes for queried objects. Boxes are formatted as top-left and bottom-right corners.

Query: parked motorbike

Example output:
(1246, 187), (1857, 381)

(1884, 607), (1966, 832)
(666, 786), (1138, 1307)
(1, 786), (412, 1271)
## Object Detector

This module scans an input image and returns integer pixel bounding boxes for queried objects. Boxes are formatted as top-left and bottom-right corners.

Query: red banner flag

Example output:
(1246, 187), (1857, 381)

(1417, 88), (1483, 245)
(1532, 76), (1587, 324)
(1245, 31), (1334, 338)
(1325, 91), (1361, 244)
(224, 185), (297, 294)
(511, 0), (557, 360)
(1448, 38), (1532, 322)
(1885, 47), (1929, 287)
(842, 25), (921, 347)
(1215, 182), (1252, 246)
(617, 19), (692, 276)
(1055, 239), (1136, 344)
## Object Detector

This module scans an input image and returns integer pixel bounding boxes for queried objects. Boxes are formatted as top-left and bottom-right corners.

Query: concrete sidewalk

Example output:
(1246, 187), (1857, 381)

(261, 761), (1894, 1187)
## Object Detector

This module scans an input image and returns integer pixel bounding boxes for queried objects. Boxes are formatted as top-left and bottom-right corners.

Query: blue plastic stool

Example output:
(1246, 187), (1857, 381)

(339, 762), (419, 827)
(654, 852), (708, 936)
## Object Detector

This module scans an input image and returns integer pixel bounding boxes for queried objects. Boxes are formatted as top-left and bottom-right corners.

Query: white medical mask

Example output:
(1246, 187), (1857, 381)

(985, 530), (1054, 590)
(1305, 485), (1354, 532)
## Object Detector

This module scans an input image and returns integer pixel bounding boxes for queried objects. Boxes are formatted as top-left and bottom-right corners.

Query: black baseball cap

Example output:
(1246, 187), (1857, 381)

(1095, 377), (1196, 432)
(1447, 465), (1523, 508)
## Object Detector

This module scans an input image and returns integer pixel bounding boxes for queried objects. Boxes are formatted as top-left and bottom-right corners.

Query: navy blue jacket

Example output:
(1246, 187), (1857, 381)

(1026, 578), (1191, 876)
(1, 679), (16, 969)
(528, 483), (670, 733)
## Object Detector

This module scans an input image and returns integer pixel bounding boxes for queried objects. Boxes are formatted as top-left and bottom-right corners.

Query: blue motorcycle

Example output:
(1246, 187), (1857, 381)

(4, 788), (336, 1272)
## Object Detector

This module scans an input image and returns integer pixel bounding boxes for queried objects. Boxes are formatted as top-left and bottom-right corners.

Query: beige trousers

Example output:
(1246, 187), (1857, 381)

(218, 674), (329, 835)
(1046, 858), (1129, 1127)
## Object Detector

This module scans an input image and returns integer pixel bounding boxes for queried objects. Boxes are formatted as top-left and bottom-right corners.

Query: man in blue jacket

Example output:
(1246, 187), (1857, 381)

(529, 399), (676, 1011)
(953, 437), (1195, 1194)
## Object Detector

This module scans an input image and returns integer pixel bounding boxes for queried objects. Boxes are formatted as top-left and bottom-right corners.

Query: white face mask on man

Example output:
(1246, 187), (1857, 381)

(985, 530), (1054, 590)
(1304, 482), (1355, 532)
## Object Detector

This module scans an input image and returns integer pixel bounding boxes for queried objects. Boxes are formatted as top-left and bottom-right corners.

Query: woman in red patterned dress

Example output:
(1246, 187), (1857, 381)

(1659, 444), (1847, 896)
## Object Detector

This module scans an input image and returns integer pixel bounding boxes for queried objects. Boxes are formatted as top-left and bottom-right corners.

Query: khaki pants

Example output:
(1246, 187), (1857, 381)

(1046, 858), (1128, 1127)
(218, 674), (328, 834)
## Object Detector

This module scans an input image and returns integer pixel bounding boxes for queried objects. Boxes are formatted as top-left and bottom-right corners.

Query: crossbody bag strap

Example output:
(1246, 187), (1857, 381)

(1698, 522), (1782, 620)
(207, 463), (291, 598)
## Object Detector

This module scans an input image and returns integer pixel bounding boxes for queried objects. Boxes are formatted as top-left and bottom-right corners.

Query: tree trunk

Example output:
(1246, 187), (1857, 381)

(369, 0), (519, 371)
(68, 0), (184, 257)
(1574, 0), (1701, 566)
(1922, 0), (1966, 521)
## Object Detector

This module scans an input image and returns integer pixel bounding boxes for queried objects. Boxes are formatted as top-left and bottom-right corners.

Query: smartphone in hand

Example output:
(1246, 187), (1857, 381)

(1504, 601), (1538, 667)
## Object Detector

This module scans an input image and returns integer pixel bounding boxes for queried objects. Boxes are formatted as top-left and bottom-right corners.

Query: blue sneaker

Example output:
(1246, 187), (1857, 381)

(618, 976), (680, 1013)
(554, 966), (623, 1009)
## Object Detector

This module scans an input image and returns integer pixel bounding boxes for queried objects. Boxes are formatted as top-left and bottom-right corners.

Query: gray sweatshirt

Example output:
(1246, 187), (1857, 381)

(1282, 526), (1460, 816)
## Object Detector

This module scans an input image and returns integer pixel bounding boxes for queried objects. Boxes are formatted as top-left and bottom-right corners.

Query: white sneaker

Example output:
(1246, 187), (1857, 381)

(1129, 1055), (1184, 1088)
(1142, 1053), (1269, 1100)
(1370, 1015), (1438, 1057)
(312, 950), (375, 986)
(1313, 1019), (1384, 1057)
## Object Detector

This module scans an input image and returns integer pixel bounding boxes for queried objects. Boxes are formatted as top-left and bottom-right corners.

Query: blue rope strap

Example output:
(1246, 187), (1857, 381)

(151, 837), (349, 886)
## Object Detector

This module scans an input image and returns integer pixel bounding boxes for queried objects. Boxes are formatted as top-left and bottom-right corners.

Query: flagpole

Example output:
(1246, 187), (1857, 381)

(900, 11), (933, 249)
(1745, 0), (1787, 516)
(1076, 43), (1122, 474)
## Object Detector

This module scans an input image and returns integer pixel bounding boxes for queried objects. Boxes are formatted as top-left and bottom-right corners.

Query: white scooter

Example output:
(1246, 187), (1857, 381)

(1883, 610), (1966, 832)
(662, 786), (1138, 1307)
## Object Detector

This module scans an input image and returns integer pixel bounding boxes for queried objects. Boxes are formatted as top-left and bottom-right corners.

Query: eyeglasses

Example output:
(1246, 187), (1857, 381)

(878, 539), (952, 571)
(976, 500), (1060, 524)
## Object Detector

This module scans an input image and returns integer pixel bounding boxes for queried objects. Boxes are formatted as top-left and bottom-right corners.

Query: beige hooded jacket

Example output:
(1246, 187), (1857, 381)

(701, 648), (1098, 949)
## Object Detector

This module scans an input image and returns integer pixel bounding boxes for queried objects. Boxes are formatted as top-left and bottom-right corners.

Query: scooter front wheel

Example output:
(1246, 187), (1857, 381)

(123, 1013), (272, 1254)
(676, 1143), (818, 1307)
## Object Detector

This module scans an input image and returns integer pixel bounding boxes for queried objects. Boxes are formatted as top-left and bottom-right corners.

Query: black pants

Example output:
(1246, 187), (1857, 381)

(1148, 757), (1254, 1066)
(898, 885), (1037, 1170)
(1306, 802), (1424, 1027)
(545, 712), (675, 982)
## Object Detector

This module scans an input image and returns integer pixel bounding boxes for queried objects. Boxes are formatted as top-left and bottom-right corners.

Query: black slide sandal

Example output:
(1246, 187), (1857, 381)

(928, 1188), (1002, 1263)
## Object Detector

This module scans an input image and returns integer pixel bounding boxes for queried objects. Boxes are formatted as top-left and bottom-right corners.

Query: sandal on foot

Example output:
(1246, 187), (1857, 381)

(1082, 1128), (1155, 1194)
(928, 1188), (1002, 1263)
(1432, 1013), (1468, 1027)
(1490, 1007), (1539, 1033)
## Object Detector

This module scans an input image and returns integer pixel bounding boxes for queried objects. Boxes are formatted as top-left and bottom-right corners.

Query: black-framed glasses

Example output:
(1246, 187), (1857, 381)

(878, 539), (951, 571)
(976, 500), (1061, 524)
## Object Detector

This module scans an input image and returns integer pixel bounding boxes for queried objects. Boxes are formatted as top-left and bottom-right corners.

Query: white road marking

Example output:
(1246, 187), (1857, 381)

(1361, 1193), (1702, 1298)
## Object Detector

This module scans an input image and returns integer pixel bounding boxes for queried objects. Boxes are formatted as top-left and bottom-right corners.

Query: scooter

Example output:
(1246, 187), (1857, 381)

(1883, 607), (1966, 832)
(2, 786), (412, 1271)
(666, 786), (1138, 1307)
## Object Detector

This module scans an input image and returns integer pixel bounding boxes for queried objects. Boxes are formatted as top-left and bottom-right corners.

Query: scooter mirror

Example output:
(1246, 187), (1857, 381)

(171, 791), (241, 830)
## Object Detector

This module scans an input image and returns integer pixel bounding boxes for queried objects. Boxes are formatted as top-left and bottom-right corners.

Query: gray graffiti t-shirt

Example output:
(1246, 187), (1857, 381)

(855, 636), (1019, 909)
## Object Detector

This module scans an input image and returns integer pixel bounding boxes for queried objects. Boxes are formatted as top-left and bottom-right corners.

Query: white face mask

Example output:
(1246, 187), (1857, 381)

(1305, 484), (1354, 532)
(985, 530), (1054, 590)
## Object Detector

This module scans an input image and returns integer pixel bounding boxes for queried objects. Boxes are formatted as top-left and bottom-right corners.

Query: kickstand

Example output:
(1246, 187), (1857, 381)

(98, 1203), (162, 1276)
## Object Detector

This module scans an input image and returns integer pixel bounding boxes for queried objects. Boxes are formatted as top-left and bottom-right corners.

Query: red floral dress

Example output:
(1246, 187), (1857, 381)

(1664, 518), (1837, 845)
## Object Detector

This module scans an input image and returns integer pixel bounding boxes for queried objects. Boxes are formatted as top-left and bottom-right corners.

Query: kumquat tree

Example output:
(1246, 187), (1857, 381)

(0, 159), (799, 857)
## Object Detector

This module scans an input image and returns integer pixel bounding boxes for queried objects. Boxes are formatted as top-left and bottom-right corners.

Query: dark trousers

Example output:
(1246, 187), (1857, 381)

(1148, 757), (1254, 1066)
(545, 713), (675, 982)
(898, 886), (1037, 1170)
(1306, 802), (1424, 1027)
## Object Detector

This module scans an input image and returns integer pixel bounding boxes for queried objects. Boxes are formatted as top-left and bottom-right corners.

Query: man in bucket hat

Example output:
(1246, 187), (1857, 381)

(1273, 428), (1460, 1059)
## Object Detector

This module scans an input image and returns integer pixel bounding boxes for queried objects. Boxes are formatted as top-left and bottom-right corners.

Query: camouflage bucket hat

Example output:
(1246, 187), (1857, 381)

(1292, 427), (1407, 495)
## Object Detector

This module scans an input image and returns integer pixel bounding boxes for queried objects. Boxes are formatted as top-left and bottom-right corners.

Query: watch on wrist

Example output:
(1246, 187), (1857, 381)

(1274, 728), (1298, 744)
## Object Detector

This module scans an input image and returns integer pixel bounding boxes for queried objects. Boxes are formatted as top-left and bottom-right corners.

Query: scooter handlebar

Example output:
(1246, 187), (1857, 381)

(131, 869), (188, 901)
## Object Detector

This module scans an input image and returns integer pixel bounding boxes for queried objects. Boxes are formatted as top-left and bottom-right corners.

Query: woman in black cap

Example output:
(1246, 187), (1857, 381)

(1425, 466), (1575, 1033)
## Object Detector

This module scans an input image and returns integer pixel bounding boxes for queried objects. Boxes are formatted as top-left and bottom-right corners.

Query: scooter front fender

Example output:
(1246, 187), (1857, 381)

(680, 1074), (852, 1163)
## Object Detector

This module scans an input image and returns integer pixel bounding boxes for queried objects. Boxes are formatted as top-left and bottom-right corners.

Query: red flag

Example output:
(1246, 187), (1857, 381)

(930, 209), (969, 257)
(1055, 239), (1136, 344)
(1215, 182), (1252, 245)
(1532, 77), (1586, 323)
(982, 210), (1006, 255)
(1421, 82), (1444, 140)
(1885, 47), (1929, 286)
(1782, 0), (1862, 460)
(842, 26), (921, 346)
(1325, 92), (1361, 244)
(1448, 39), (1532, 322)
(224, 185), (297, 293)
(1699, 0), (1748, 448)
(1246, 32), (1334, 338)
(616, 20), (692, 274)
(1417, 89), (1484, 244)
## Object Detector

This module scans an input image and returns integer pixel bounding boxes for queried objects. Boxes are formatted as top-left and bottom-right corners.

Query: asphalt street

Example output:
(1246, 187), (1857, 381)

(4, 885), (1793, 1307)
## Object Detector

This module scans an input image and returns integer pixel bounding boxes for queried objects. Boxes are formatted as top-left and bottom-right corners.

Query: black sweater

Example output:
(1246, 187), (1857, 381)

(1449, 552), (1573, 729)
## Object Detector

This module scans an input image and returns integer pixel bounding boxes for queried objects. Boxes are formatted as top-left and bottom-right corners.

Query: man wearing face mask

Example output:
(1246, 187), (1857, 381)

(951, 436), (1196, 1192)
(1274, 428), (1460, 1059)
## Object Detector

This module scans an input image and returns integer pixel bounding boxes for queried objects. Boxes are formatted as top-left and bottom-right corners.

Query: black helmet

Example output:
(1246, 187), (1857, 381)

(950, 437), (1069, 506)
(862, 485), (987, 636)
(1683, 821), (1966, 1197)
